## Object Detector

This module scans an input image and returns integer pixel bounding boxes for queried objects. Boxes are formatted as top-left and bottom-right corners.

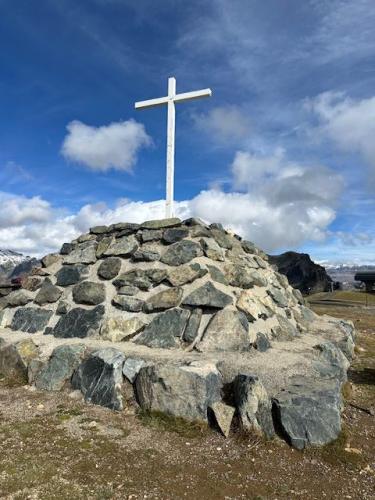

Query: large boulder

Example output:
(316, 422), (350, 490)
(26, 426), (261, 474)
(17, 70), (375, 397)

(0, 338), (39, 381)
(135, 362), (222, 421)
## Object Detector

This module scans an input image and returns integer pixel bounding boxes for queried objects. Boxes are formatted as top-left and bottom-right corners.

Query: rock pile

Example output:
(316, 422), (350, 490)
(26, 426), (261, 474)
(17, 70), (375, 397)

(0, 218), (355, 448)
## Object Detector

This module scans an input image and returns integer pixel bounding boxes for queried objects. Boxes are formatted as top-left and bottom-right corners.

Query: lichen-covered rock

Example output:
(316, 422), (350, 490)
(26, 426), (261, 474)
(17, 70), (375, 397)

(135, 361), (222, 421)
(97, 257), (122, 280)
(209, 401), (235, 437)
(144, 287), (183, 313)
(207, 265), (227, 285)
(233, 374), (274, 438)
(141, 229), (163, 242)
(225, 264), (267, 289)
(11, 307), (53, 333)
(211, 229), (233, 249)
(53, 306), (105, 338)
(0, 338), (39, 380)
(72, 281), (105, 305)
(163, 227), (189, 244)
(132, 248), (161, 262)
(101, 317), (145, 342)
(112, 295), (144, 312)
(134, 308), (190, 349)
(72, 348), (125, 410)
(198, 309), (251, 352)
(182, 282), (233, 309)
(35, 344), (87, 391)
(166, 263), (206, 287)
(34, 279), (62, 305)
(113, 269), (167, 291)
(161, 240), (203, 266)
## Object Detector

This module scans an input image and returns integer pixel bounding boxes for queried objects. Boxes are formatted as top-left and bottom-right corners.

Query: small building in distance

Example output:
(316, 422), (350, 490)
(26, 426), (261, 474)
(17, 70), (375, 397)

(354, 271), (375, 292)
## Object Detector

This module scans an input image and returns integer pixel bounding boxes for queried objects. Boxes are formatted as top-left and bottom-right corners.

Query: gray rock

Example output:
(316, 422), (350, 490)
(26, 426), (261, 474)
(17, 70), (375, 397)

(72, 348), (125, 410)
(209, 401), (235, 437)
(313, 342), (350, 383)
(233, 374), (275, 438)
(255, 332), (271, 352)
(22, 276), (43, 292)
(101, 317), (145, 342)
(207, 265), (228, 285)
(189, 225), (211, 238)
(225, 264), (267, 289)
(109, 222), (140, 233)
(55, 265), (88, 286)
(60, 242), (74, 255)
(113, 269), (167, 291)
(122, 357), (149, 383)
(273, 314), (299, 340)
(117, 285), (139, 296)
(34, 279), (62, 305)
(53, 305), (105, 338)
(161, 240), (203, 266)
(200, 237), (225, 261)
(76, 233), (96, 243)
(144, 287), (183, 313)
(135, 361), (222, 421)
(163, 228), (189, 244)
(210, 222), (224, 230)
(11, 307), (53, 333)
(267, 287), (289, 307)
(72, 281), (106, 305)
(112, 295), (144, 312)
(141, 229), (163, 242)
(182, 282), (233, 309)
(134, 308), (190, 349)
(241, 240), (258, 254)
(211, 229), (233, 249)
(96, 236), (113, 258)
(6, 290), (33, 307)
(97, 257), (122, 280)
(56, 300), (70, 315)
(132, 249), (161, 262)
(64, 241), (97, 265)
(141, 218), (181, 229)
(183, 217), (207, 227)
(198, 309), (250, 352)
(41, 253), (61, 268)
(90, 225), (109, 234)
(0, 338), (39, 380)
(183, 308), (202, 344)
(35, 344), (87, 391)
(273, 379), (342, 449)
(103, 235), (138, 257)
(236, 291), (272, 322)
(166, 263), (207, 287)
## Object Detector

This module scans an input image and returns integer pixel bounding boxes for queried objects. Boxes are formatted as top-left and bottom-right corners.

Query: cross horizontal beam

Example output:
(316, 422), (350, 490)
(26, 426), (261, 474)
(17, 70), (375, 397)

(134, 88), (212, 110)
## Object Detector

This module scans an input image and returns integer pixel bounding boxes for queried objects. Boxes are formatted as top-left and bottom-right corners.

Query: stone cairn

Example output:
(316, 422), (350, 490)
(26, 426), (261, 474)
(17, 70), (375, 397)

(0, 218), (355, 449)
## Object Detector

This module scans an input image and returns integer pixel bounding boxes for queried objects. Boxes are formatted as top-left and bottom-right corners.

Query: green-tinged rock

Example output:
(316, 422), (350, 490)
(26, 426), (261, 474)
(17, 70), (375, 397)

(55, 264), (88, 286)
(183, 308), (202, 344)
(207, 265), (227, 285)
(141, 218), (181, 229)
(163, 227), (189, 244)
(6, 290), (34, 307)
(134, 308), (190, 349)
(166, 263), (207, 286)
(182, 282), (233, 309)
(34, 278), (62, 305)
(161, 240), (203, 266)
(103, 234), (138, 257)
(35, 344), (87, 391)
(11, 307), (53, 333)
(72, 281), (106, 305)
(200, 237), (225, 261)
(64, 241), (97, 264)
(97, 257), (122, 280)
(53, 306), (105, 338)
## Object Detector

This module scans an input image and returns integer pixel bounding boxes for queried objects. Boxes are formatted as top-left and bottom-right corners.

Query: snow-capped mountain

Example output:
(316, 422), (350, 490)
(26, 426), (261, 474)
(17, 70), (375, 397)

(0, 249), (39, 281)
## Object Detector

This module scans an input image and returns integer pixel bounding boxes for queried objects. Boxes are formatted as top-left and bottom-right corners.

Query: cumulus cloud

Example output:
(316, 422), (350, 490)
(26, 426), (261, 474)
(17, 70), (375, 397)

(61, 119), (151, 171)
(0, 148), (345, 256)
(192, 105), (251, 145)
(0, 192), (51, 228)
(305, 92), (375, 180)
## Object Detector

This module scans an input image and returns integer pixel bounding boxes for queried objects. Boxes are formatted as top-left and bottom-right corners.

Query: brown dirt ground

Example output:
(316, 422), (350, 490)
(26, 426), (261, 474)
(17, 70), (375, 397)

(0, 297), (374, 500)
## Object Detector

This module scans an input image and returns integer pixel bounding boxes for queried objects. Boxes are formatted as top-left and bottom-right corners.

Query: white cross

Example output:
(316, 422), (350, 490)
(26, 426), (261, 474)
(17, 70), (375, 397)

(135, 77), (212, 218)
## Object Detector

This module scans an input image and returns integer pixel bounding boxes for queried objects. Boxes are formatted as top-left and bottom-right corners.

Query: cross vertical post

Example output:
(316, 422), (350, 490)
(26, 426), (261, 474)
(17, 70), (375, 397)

(166, 77), (176, 219)
(135, 77), (212, 218)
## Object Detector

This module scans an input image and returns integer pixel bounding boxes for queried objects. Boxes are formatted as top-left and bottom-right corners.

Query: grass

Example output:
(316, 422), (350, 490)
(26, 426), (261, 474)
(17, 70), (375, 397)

(309, 290), (375, 306)
(137, 409), (210, 439)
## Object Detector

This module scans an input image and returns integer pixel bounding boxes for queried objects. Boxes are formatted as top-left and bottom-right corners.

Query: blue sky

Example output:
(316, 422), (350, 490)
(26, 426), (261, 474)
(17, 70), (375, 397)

(0, 0), (374, 263)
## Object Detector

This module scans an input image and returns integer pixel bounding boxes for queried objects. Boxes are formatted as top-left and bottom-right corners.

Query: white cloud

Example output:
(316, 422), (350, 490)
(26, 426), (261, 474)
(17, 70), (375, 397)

(61, 119), (151, 171)
(0, 192), (51, 228)
(192, 105), (251, 145)
(305, 92), (375, 177)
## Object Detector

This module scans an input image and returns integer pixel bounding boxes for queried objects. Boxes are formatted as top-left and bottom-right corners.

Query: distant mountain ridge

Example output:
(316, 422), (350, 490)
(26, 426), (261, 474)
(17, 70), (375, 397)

(0, 249), (39, 282)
